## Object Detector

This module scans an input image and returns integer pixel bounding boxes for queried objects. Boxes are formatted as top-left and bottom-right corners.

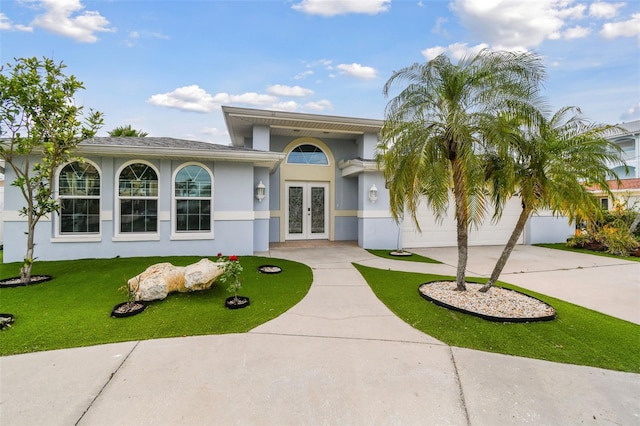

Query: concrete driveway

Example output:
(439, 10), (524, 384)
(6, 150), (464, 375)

(0, 244), (638, 425)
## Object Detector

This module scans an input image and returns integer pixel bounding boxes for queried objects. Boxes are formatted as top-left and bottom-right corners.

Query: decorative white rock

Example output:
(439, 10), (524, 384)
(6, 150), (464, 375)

(129, 259), (224, 301)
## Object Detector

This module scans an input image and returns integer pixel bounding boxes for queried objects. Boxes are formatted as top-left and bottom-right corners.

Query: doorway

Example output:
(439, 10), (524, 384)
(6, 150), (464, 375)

(285, 181), (329, 240)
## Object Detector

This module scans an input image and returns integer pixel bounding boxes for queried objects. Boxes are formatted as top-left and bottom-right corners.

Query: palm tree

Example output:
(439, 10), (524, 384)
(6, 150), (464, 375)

(108, 124), (148, 137)
(479, 106), (624, 292)
(378, 49), (545, 291)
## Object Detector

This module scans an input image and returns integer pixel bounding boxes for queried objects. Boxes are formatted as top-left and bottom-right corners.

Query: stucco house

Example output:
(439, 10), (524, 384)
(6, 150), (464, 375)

(587, 120), (640, 209)
(2, 106), (573, 263)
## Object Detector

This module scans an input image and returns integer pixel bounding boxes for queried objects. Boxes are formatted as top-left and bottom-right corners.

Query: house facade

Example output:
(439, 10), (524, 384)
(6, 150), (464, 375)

(589, 120), (640, 209)
(2, 106), (573, 263)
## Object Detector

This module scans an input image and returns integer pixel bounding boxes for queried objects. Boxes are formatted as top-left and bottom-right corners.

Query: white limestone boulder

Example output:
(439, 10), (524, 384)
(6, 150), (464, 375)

(129, 259), (224, 301)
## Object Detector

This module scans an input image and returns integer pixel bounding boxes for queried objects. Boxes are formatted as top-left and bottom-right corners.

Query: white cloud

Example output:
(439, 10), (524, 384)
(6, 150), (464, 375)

(422, 43), (489, 61)
(336, 63), (378, 79)
(431, 17), (449, 37)
(421, 46), (447, 61)
(304, 99), (333, 111)
(450, 0), (593, 50)
(30, 0), (114, 43)
(292, 0), (390, 16)
(271, 101), (300, 112)
(147, 85), (218, 112)
(589, 2), (624, 19)
(563, 25), (591, 39)
(293, 70), (314, 80)
(620, 101), (640, 121)
(600, 13), (640, 38)
(0, 12), (33, 32)
(267, 84), (314, 97)
(147, 85), (280, 112)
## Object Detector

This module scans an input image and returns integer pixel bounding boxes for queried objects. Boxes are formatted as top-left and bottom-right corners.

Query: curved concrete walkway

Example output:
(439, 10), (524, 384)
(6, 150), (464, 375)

(1, 244), (638, 425)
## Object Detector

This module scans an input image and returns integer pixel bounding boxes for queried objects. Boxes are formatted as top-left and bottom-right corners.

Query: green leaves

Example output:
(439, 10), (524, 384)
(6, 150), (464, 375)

(0, 56), (104, 281)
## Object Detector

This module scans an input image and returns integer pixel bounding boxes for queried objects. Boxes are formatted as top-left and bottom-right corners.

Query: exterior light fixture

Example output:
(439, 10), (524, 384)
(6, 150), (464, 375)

(255, 181), (266, 202)
(369, 184), (378, 203)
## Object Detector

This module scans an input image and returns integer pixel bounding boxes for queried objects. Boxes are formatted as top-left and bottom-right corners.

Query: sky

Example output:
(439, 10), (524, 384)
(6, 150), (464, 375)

(1, 0), (639, 144)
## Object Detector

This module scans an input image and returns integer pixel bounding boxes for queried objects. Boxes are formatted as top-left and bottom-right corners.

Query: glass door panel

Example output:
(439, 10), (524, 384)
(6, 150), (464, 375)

(285, 182), (328, 240)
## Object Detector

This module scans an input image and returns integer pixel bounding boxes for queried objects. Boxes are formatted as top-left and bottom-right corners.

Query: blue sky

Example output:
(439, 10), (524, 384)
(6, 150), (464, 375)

(1, 0), (639, 144)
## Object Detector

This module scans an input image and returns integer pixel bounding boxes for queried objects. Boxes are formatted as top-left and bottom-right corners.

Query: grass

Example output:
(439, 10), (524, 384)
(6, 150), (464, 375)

(353, 263), (640, 373)
(0, 255), (312, 356)
(535, 243), (640, 262)
(366, 249), (442, 264)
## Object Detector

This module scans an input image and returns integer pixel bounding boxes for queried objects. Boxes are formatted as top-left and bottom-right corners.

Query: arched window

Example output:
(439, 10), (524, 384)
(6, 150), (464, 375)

(174, 164), (212, 232)
(58, 161), (100, 234)
(118, 162), (158, 233)
(287, 144), (329, 165)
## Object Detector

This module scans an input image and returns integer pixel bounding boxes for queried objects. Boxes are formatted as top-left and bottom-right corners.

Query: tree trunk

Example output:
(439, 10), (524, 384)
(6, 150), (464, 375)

(480, 204), (531, 292)
(452, 159), (468, 291)
(19, 220), (37, 284)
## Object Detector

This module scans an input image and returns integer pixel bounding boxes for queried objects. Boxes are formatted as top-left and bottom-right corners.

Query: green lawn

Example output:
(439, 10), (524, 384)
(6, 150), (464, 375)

(0, 255), (312, 356)
(535, 243), (640, 262)
(354, 263), (640, 373)
(366, 249), (442, 263)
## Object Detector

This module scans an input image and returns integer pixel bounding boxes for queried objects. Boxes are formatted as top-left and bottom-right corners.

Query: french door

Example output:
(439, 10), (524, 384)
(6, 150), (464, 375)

(285, 182), (329, 240)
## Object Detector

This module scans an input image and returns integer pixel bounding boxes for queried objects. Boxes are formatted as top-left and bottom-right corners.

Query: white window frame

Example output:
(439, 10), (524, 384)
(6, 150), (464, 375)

(171, 162), (214, 240)
(52, 159), (102, 242)
(113, 160), (160, 241)
(286, 144), (330, 166)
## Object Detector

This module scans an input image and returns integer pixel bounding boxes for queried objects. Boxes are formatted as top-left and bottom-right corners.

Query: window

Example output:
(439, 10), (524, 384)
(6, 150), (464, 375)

(287, 144), (328, 165)
(174, 164), (212, 232)
(118, 162), (158, 233)
(58, 161), (100, 234)
(600, 198), (609, 210)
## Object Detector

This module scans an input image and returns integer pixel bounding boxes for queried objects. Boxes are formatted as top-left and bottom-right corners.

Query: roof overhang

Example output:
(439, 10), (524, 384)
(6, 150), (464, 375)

(223, 105), (383, 146)
(77, 143), (285, 171)
(338, 158), (381, 177)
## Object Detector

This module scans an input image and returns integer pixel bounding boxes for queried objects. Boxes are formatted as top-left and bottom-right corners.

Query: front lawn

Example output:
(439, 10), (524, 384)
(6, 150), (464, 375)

(354, 263), (640, 373)
(366, 249), (442, 263)
(0, 255), (312, 356)
(535, 243), (640, 262)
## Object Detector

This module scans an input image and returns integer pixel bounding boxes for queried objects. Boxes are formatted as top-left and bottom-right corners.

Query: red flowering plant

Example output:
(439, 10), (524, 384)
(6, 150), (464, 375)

(216, 253), (244, 302)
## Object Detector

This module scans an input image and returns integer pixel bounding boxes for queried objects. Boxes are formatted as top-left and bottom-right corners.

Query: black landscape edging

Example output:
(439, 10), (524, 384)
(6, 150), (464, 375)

(111, 301), (148, 318)
(418, 282), (557, 323)
(225, 296), (250, 309)
(0, 275), (52, 288)
(258, 265), (282, 274)
(0, 313), (15, 330)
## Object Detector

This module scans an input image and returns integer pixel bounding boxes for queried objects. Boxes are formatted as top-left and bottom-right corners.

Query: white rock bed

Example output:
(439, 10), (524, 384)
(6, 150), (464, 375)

(419, 281), (556, 319)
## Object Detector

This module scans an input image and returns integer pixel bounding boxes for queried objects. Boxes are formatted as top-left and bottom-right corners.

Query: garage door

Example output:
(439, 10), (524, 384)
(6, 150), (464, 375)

(401, 196), (524, 248)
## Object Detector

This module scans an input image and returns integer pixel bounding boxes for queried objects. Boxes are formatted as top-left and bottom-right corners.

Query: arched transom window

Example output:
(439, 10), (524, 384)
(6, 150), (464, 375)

(118, 163), (158, 233)
(287, 144), (329, 165)
(58, 161), (100, 234)
(174, 164), (212, 232)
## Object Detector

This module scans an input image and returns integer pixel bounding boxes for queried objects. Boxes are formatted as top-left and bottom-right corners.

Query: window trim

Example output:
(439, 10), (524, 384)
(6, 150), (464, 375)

(286, 143), (330, 166)
(170, 162), (214, 240)
(114, 160), (160, 239)
(55, 159), (102, 239)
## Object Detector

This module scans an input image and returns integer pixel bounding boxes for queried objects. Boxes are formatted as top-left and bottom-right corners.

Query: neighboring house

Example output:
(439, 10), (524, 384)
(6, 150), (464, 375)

(588, 120), (640, 210)
(2, 106), (571, 263)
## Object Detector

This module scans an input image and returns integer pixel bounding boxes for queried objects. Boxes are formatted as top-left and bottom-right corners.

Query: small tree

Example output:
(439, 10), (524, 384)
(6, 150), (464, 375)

(108, 124), (148, 137)
(0, 57), (103, 283)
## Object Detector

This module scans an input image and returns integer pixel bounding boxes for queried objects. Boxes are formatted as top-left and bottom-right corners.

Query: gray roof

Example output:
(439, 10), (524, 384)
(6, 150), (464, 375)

(77, 137), (284, 169)
(618, 120), (640, 135)
(81, 137), (252, 152)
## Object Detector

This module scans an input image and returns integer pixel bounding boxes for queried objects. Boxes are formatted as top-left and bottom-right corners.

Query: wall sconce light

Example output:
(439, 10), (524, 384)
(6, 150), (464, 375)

(369, 184), (378, 203)
(255, 180), (266, 202)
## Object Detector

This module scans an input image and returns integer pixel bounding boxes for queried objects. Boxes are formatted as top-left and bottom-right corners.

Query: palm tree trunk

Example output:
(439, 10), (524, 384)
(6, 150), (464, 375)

(452, 160), (468, 291)
(629, 212), (640, 234)
(480, 204), (531, 292)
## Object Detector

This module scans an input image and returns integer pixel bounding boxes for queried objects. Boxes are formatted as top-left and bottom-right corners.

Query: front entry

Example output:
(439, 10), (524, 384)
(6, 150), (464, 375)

(285, 181), (329, 240)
